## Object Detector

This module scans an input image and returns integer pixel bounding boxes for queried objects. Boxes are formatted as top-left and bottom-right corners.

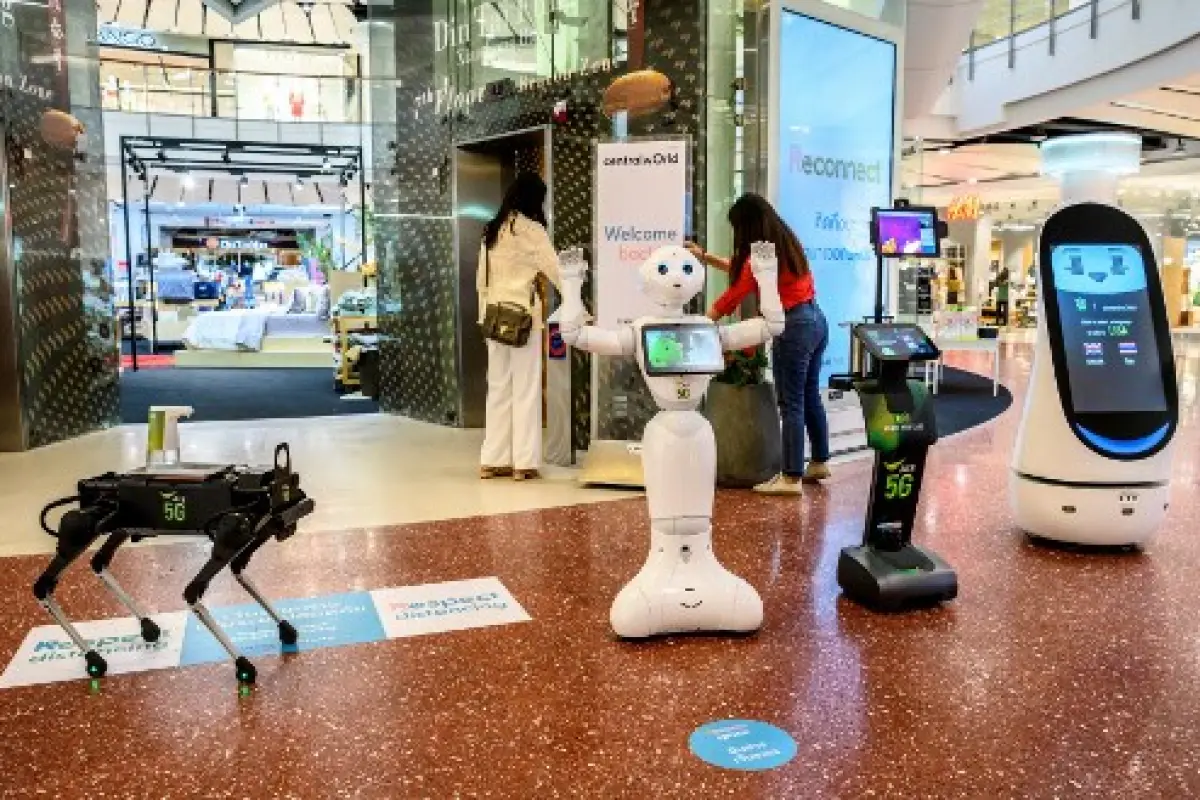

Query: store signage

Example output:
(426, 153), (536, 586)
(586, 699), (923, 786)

(95, 24), (209, 56)
(593, 138), (689, 327)
(218, 238), (268, 250)
(947, 194), (981, 221)
(774, 11), (896, 384)
(0, 577), (530, 689)
(97, 25), (160, 50)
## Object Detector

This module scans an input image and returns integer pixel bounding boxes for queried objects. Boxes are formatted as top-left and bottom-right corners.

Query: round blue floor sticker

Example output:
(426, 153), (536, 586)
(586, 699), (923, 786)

(688, 719), (797, 771)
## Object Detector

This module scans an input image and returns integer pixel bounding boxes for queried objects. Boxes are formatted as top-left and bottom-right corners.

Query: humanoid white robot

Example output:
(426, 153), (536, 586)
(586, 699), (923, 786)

(559, 243), (785, 638)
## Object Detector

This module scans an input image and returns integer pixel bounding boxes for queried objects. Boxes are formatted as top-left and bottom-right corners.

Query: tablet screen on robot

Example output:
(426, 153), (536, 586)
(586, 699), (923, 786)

(1051, 244), (1167, 414)
(642, 323), (725, 375)
(855, 324), (939, 362)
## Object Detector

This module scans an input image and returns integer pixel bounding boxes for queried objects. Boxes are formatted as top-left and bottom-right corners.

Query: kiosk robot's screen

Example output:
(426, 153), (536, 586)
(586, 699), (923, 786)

(643, 324), (725, 375)
(1051, 244), (1167, 414)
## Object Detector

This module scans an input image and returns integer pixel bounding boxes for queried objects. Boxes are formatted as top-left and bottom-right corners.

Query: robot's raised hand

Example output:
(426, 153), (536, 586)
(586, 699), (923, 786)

(749, 241), (779, 282)
(556, 247), (588, 344)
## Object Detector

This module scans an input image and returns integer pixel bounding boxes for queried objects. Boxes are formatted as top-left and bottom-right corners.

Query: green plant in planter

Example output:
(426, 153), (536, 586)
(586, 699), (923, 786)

(714, 348), (769, 387)
(297, 231), (335, 280)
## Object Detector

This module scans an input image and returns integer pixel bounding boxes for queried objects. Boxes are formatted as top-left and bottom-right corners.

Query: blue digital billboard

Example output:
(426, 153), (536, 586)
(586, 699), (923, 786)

(776, 9), (897, 383)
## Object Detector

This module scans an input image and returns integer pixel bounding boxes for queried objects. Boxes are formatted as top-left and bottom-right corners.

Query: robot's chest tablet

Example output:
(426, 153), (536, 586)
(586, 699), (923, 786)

(640, 322), (724, 377)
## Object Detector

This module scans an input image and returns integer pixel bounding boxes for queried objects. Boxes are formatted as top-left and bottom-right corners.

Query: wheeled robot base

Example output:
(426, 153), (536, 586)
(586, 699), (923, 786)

(34, 444), (314, 685)
(837, 544), (958, 611)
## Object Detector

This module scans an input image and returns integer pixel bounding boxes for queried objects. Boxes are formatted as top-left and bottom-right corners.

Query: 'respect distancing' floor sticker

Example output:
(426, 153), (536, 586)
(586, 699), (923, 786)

(0, 576), (530, 689)
(689, 720), (798, 771)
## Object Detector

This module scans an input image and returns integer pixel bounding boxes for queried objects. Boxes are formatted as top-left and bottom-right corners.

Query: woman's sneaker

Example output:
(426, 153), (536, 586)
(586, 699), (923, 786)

(753, 474), (803, 495)
(803, 461), (831, 483)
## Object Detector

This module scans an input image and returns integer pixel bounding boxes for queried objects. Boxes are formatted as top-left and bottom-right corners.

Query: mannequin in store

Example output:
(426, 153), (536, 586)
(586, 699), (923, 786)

(558, 243), (784, 637)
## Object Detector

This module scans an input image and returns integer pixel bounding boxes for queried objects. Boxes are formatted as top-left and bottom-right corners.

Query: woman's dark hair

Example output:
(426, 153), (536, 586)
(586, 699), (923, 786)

(484, 173), (548, 249)
(727, 193), (809, 282)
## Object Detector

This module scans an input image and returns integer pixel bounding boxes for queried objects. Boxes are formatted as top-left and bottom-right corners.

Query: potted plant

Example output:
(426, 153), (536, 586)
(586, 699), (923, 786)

(704, 347), (782, 488)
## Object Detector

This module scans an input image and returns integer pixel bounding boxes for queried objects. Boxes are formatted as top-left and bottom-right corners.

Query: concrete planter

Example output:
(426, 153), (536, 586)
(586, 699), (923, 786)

(705, 381), (782, 489)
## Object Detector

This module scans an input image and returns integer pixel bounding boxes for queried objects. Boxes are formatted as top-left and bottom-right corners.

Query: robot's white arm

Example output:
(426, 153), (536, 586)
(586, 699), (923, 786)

(557, 249), (637, 357)
(717, 241), (786, 351)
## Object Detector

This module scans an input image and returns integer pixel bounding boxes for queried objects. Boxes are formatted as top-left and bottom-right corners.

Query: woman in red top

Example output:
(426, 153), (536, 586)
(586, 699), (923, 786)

(688, 193), (830, 495)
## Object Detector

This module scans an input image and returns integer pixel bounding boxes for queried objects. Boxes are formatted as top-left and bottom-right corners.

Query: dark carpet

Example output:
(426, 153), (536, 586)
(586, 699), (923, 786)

(121, 368), (378, 423)
(120, 365), (1008, 430)
(932, 365), (1013, 437)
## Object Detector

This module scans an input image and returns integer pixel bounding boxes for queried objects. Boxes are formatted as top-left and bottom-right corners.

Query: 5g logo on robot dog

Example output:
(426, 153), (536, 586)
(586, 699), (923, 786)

(161, 491), (187, 523)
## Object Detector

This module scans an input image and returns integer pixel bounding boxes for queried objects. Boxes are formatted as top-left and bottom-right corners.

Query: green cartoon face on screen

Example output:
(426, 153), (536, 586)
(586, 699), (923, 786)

(647, 333), (685, 370)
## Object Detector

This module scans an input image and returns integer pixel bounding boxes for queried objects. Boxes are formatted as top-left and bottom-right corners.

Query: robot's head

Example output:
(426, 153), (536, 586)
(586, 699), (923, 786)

(639, 246), (704, 309)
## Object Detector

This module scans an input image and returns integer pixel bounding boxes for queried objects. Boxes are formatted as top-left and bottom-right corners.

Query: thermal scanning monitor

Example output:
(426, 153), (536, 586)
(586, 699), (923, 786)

(838, 323), (958, 610)
(1011, 203), (1178, 546)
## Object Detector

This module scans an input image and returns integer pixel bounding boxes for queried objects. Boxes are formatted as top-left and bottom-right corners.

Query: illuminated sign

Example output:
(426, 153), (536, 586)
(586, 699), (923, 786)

(217, 239), (268, 250)
(946, 195), (981, 221)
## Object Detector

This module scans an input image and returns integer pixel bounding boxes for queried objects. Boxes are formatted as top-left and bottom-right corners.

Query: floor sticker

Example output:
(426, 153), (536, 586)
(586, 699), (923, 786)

(0, 611), (190, 689)
(0, 577), (528, 689)
(370, 576), (532, 639)
(688, 720), (798, 771)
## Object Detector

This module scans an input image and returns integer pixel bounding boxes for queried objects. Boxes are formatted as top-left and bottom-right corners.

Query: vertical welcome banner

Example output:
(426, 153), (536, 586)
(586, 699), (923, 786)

(773, 9), (897, 384)
(593, 139), (690, 326)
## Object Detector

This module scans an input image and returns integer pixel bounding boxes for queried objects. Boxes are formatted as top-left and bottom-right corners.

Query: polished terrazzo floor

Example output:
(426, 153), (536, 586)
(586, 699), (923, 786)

(2, 344), (1200, 798)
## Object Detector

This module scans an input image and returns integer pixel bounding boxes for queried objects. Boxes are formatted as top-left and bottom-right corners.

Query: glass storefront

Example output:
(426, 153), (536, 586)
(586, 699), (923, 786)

(99, 43), (362, 123)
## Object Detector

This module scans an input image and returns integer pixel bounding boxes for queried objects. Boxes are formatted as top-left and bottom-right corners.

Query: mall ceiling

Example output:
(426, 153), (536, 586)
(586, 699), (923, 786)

(98, 0), (359, 44)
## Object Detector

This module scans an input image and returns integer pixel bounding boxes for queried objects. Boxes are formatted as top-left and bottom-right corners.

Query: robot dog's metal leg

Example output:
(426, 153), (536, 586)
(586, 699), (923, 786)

(183, 515), (261, 684)
(187, 601), (256, 684)
(230, 528), (299, 647)
(90, 532), (162, 644)
(32, 508), (110, 678)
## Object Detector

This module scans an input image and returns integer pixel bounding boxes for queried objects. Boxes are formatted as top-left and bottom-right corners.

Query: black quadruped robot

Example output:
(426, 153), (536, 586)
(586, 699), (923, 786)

(35, 444), (314, 684)
(838, 323), (958, 610)
(835, 201), (957, 610)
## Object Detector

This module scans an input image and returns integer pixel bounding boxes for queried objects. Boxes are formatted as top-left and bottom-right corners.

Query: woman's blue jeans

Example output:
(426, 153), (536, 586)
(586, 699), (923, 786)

(771, 302), (830, 477)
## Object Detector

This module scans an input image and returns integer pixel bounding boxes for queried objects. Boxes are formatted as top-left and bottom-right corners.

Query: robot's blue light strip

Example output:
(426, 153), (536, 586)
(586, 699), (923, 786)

(1074, 422), (1171, 456)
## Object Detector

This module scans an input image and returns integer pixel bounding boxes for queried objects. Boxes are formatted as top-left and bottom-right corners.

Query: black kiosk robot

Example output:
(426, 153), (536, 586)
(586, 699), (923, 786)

(836, 203), (958, 610)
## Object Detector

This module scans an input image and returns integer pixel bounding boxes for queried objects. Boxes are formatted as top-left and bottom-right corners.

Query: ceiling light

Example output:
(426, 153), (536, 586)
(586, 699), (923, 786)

(968, 178), (978, 185)
(295, 177), (305, 189)
(182, 173), (195, 190)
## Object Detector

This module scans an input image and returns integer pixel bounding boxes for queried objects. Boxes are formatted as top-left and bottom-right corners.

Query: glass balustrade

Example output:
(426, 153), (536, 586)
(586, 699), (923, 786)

(98, 61), (370, 124)
(966, 1), (1139, 75)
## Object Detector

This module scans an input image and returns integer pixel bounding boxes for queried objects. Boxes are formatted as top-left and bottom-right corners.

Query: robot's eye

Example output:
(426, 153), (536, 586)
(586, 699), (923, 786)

(657, 264), (669, 275)
(683, 264), (694, 275)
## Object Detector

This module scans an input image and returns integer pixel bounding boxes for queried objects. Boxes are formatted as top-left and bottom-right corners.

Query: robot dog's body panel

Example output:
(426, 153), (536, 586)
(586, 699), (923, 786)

(34, 445), (314, 684)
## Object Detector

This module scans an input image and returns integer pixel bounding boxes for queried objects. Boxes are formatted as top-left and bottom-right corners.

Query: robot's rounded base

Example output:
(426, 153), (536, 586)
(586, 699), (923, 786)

(610, 575), (763, 639)
(1010, 472), (1169, 547)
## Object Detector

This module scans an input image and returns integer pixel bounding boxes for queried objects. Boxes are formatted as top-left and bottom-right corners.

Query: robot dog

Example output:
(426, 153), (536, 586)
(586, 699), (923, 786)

(559, 243), (784, 637)
(34, 444), (314, 684)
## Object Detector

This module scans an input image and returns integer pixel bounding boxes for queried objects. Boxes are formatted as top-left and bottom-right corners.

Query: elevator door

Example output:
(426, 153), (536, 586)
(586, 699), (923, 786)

(454, 128), (550, 429)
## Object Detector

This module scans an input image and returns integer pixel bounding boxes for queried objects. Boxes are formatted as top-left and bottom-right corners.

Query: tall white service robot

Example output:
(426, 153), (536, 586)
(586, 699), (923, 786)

(1011, 201), (1178, 546)
(559, 244), (784, 637)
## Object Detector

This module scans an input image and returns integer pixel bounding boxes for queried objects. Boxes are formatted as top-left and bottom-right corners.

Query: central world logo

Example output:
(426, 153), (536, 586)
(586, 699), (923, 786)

(788, 146), (883, 184)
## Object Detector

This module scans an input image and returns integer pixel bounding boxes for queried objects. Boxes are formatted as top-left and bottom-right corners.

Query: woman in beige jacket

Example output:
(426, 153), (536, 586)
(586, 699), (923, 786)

(477, 173), (563, 480)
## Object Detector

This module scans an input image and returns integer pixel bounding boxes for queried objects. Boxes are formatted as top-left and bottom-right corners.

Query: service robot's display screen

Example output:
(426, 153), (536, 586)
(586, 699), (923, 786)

(874, 209), (940, 258)
(641, 324), (725, 375)
(857, 324), (939, 362)
(1051, 244), (1167, 414)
